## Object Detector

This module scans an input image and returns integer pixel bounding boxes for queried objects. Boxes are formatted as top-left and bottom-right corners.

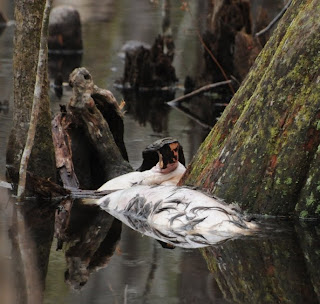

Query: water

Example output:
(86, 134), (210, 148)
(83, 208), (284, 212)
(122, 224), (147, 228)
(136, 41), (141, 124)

(1, 1), (320, 303)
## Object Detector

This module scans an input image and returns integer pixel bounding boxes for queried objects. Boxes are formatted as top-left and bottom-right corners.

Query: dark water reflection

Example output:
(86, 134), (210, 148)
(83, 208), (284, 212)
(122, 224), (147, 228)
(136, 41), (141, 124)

(122, 90), (174, 134)
(202, 220), (320, 303)
(1, 188), (320, 303)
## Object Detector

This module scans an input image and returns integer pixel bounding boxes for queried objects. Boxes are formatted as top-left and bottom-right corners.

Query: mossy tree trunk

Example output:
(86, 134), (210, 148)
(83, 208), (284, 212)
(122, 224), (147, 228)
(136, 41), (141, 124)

(6, 0), (56, 185)
(181, 0), (320, 218)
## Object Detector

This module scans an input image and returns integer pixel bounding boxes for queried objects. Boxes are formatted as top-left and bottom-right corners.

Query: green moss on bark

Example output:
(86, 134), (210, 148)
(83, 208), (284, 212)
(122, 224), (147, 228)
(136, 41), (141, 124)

(182, 0), (320, 217)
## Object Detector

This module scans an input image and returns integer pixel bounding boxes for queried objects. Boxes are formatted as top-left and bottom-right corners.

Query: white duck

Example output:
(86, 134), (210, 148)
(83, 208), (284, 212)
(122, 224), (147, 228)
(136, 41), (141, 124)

(88, 137), (257, 248)
(98, 137), (186, 191)
(95, 185), (258, 248)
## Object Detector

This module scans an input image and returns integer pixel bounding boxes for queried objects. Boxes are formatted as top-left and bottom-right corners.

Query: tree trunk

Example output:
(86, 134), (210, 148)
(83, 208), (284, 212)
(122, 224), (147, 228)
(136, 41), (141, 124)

(181, 0), (320, 218)
(6, 0), (56, 186)
(17, 0), (53, 199)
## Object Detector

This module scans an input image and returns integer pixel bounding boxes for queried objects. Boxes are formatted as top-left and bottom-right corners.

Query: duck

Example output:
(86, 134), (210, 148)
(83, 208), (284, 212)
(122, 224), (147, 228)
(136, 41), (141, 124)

(90, 137), (257, 248)
(97, 137), (186, 191)
(95, 184), (258, 248)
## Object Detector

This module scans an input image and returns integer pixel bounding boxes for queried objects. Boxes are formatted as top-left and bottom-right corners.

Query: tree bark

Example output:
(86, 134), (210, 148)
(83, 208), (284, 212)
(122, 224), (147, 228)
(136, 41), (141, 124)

(6, 0), (56, 187)
(52, 67), (132, 190)
(181, 0), (320, 218)
(17, 0), (53, 198)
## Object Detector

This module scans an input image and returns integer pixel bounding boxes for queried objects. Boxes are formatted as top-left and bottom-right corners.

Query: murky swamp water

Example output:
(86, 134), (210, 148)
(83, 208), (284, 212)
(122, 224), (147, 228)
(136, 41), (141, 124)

(1, 1), (320, 303)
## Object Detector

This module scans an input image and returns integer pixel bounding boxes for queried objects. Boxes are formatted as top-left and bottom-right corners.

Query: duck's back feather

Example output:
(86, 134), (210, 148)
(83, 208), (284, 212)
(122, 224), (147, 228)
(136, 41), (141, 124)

(96, 185), (257, 247)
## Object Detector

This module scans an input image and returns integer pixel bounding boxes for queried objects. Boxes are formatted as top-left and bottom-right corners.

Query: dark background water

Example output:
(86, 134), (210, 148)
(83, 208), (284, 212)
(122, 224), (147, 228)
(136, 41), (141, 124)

(1, 1), (320, 303)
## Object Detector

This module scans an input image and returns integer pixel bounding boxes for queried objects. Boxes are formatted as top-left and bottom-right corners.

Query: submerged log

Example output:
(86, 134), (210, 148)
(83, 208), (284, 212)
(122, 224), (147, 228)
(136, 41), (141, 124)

(26, 172), (70, 198)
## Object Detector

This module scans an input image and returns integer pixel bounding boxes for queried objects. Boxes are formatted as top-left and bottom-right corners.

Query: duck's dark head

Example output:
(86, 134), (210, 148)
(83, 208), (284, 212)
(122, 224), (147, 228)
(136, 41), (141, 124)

(137, 137), (185, 172)
(157, 141), (179, 171)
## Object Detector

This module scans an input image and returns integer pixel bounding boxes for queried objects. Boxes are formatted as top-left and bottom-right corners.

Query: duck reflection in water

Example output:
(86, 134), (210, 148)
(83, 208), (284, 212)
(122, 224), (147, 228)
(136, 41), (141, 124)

(88, 138), (258, 249)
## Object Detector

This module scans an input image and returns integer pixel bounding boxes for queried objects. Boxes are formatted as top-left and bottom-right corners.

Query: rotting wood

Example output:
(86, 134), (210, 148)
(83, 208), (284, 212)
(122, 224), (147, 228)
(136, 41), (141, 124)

(119, 35), (178, 89)
(52, 67), (132, 191)
(25, 172), (70, 198)
(51, 113), (79, 189)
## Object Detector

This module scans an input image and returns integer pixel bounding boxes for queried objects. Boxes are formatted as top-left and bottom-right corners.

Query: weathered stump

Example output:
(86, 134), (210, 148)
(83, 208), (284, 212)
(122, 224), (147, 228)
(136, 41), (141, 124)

(120, 35), (178, 89)
(48, 5), (83, 53)
(48, 5), (83, 96)
(200, 0), (259, 84)
(195, 0), (289, 87)
(52, 67), (132, 190)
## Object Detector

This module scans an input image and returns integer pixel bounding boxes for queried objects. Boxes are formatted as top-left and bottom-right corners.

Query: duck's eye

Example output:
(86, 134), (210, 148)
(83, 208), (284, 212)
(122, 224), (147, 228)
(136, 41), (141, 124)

(84, 73), (90, 80)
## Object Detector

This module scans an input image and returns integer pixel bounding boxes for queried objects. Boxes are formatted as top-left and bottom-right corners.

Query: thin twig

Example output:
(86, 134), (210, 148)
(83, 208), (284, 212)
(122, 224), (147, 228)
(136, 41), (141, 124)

(17, 0), (53, 199)
(255, 0), (292, 37)
(167, 80), (232, 106)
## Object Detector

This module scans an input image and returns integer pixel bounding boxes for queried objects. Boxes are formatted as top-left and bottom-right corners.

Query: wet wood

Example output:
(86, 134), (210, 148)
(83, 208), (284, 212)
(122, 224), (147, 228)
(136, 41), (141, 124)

(26, 172), (70, 198)
(53, 67), (132, 190)
(200, 0), (254, 84)
(51, 113), (79, 188)
(48, 5), (83, 53)
(54, 200), (122, 288)
(54, 198), (73, 250)
(120, 35), (177, 89)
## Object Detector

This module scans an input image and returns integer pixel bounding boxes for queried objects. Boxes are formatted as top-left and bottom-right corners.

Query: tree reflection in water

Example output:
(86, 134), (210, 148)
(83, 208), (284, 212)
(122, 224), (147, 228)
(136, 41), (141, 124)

(122, 89), (173, 134)
(54, 200), (122, 289)
(202, 219), (320, 304)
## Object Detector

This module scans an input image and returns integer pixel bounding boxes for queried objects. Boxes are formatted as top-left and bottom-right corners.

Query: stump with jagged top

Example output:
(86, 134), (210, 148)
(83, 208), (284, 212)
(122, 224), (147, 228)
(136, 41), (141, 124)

(52, 67), (132, 190)
(120, 35), (178, 90)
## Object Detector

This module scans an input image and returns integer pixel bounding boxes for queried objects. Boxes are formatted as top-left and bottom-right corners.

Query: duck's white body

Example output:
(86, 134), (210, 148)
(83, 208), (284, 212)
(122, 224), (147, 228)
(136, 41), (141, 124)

(98, 162), (186, 191)
(96, 185), (257, 248)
